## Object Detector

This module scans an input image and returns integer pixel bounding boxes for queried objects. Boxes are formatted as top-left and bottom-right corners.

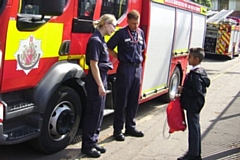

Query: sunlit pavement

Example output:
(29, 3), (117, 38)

(77, 56), (240, 160)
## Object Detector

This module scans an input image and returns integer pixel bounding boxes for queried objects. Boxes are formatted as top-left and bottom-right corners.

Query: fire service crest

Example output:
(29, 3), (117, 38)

(15, 35), (43, 75)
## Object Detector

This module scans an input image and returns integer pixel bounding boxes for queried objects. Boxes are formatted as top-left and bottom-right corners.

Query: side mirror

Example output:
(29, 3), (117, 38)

(39, 0), (65, 16)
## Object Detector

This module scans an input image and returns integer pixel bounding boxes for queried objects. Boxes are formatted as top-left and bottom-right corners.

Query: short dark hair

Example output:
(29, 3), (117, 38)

(127, 10), (140, 20)
(189, 47), (205, 62)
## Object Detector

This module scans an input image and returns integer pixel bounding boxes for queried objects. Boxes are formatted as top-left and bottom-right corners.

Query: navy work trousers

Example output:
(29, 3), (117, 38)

(186, 111), (201, 157)
(113, 63), (142, 133)
(82, 71), (107, 150)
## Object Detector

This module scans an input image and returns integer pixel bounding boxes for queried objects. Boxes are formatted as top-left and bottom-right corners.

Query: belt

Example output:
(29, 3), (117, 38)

(120, 62), (141, 68)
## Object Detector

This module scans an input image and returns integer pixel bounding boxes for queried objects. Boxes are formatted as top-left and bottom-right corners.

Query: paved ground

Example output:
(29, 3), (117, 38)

(0, 55), (239, 160)
(76, 55), (240, 160)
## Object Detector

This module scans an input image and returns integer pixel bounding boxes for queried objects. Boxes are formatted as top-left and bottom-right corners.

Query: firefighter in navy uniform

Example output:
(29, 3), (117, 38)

(81, 14), (117, 158)
(107, 10), (146, 141)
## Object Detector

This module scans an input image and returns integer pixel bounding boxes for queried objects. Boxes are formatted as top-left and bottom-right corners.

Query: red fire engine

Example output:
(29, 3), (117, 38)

(204, 9), (240, 59)
(0, 0), (206, 154)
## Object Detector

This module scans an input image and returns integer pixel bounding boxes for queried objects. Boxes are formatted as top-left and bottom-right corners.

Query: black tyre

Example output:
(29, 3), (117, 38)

(161, 67), (181, 102)
(29, 86), (81, 154)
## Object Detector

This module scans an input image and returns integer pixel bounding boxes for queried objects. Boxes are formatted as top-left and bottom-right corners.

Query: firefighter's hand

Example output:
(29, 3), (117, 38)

(143, 53), (147, 61)
(98, 86), (106, 96)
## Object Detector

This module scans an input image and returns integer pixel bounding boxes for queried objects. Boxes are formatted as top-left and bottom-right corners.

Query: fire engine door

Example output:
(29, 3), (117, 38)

(141, 2), (175, 98)
(2, 0), (65, 92)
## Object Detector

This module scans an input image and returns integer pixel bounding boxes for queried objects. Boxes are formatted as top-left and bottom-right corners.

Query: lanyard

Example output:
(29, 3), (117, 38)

(127, 28), (139, 44)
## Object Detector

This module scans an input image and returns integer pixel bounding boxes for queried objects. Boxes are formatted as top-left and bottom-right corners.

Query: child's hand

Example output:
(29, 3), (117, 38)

(178, 86), (183, 94)
(175, 94), (181, 98)
(174, 86), (183, 98)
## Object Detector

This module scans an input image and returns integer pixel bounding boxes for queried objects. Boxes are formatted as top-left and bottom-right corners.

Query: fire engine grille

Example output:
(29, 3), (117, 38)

(5, 126), (39, 141)
(7, 102), (34, 113)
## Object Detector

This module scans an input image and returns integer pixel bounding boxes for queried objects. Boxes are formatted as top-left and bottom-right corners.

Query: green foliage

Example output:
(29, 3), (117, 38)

(192, 0), (212, 8)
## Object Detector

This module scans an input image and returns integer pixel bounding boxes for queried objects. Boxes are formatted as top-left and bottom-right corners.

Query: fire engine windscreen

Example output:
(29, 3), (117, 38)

(79, 0), (96, 19)
(19, 0), (68, 15)
(0, 0), (7, 15)
(78, 0), (128, 20)
(20, 0), (40, 15)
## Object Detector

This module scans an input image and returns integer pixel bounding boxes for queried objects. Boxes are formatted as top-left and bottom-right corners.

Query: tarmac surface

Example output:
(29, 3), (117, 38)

(77, 55), (240, 160)
(0, 55), (239, 160)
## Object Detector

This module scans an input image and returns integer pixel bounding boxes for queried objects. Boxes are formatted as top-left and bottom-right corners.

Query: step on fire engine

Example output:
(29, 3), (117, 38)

(0, 0), (206, 154)
(204, 9), (240, 59)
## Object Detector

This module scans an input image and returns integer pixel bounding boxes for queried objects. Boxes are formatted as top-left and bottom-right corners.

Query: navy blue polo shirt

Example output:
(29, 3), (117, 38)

(86, 30), (113, 71)
(107, 26), (146, 63)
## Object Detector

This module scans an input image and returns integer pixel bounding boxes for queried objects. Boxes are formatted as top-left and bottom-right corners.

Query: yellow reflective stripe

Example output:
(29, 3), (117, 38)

(222, 32), (230, 42)
(5, 20), (63, 60)
(152, 0), (164, 3)
(59, 55), (89, 70)
(58, 55), (69, 61)
(59, 55), (84, 60)
(79, 55), (89, 70)
(142, 84), (167, 95)
(219, 42), (225, 51)
(173, 49), (188, 53)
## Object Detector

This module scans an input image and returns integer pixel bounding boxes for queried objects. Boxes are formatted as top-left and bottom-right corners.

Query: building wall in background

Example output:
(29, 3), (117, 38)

(211, 0), (240, 10)
(236, 1), (240, 10)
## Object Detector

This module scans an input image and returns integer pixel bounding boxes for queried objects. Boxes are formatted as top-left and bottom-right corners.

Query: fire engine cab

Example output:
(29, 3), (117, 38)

(0, 0), (206, 153)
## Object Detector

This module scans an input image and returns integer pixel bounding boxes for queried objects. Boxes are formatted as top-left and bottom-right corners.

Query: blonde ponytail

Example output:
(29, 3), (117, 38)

(93, 14), (116, 28)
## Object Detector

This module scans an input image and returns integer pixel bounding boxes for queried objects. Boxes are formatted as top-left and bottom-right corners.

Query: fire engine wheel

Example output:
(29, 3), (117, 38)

(161, 67), (181, 102)
(30, 86), (81, 154)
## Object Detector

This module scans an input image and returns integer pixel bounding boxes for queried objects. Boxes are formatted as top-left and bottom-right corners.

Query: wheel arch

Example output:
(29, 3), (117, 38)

(175, 63), (183, 85)
(62, 78), (87, 128)
(63, 78), (87, 110)
(34, 61), (86, 113)
(161, 62), (184, 102)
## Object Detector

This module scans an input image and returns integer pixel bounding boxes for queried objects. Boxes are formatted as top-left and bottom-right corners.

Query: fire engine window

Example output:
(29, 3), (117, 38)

(78, 0), (96, 19)
(100, 0), (128, 19)
(20, 0), (68, 15)
(0, 0), (7, 15)
(20, 0), (40, 15)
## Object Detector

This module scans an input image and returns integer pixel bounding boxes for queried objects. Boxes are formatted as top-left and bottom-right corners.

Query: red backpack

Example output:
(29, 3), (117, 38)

(166, 97), (186, 133)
